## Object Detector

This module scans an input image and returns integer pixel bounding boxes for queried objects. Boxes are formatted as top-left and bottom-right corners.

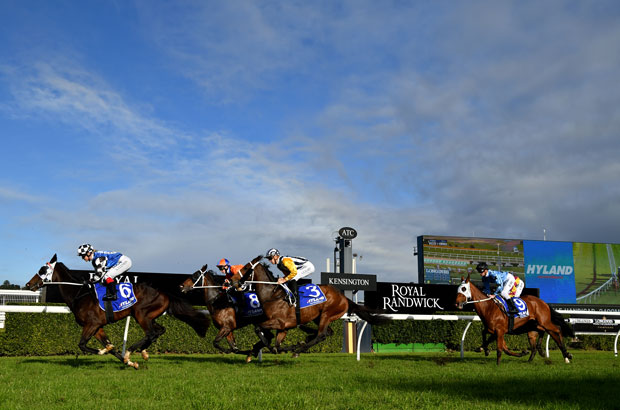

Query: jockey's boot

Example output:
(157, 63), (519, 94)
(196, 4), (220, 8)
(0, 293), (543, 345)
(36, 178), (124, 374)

(287, 281), (298, 306)
(506, 298), (518, 316)
(506, 298), (517, 332)
(103, 280), (117, 301)
(235, 292), (246, 315)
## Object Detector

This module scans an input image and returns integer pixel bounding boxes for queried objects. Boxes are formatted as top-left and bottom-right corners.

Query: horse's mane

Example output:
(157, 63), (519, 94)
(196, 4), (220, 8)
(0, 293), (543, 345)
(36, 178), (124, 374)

(259, 262), (276, 282)
(205, 269), (226, 286)
(56, 262), (90, 283)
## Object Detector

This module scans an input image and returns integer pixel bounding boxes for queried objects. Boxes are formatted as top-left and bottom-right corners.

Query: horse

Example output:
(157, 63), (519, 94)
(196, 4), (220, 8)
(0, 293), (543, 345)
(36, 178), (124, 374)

(455, 274), (574, 365)
(232, 255), (390, 354)
(179, 264), (274, 362)
(26, 254), (210, 369)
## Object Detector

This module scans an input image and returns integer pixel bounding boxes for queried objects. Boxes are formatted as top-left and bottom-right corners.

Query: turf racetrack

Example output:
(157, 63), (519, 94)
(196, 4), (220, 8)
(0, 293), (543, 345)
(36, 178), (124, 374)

(1, 351), (618, 409)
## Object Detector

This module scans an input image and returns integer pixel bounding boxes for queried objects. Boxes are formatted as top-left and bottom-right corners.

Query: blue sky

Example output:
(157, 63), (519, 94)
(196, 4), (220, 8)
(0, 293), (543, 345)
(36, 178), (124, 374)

(2, 1), (620, 286)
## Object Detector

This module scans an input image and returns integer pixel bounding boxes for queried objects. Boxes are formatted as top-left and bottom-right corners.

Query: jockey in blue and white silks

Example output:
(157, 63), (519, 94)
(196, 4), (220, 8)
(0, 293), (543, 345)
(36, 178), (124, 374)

(77, 244), (132, 301)
(476, 262), (524, 313)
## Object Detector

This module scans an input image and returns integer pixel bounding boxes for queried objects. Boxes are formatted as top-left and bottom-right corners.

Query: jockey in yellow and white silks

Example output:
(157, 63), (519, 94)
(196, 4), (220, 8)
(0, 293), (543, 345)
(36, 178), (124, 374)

(265, 248), (315, 285)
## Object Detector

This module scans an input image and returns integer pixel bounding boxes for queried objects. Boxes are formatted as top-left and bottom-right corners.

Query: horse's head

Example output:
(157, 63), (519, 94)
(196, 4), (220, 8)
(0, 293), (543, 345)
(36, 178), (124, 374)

(26, 254), (58, 291)
(455, 274), (472, 310)
(232, 255), (264, 285)
(180, 264), (209, 293)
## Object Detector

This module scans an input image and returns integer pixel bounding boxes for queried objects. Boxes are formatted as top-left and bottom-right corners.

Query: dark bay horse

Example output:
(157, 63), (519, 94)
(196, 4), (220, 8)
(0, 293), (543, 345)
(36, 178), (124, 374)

(180, 265), (274, 362)
(232, 255), (389, 354)
(455, 274), (574, 365)
(26, 254), (210, 369)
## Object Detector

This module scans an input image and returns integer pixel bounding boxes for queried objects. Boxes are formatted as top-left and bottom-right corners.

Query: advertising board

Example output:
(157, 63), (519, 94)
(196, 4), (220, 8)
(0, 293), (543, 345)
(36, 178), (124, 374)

(417, 235), (620, 305)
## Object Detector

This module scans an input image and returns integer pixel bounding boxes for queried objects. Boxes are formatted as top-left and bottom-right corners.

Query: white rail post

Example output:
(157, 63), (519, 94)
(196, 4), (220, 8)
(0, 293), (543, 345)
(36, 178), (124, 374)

(121, 316), (132, 356)
(461, 321), (473, 359)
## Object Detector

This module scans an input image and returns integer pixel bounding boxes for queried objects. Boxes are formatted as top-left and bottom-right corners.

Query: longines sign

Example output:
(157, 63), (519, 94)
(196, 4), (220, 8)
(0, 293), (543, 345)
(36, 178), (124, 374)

(365, 282), (462, 314)
(321, 272), (376, 291)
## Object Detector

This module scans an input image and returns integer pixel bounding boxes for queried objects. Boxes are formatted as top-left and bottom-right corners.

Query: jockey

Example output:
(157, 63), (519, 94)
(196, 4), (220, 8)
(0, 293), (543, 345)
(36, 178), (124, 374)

(476, 262), (524, 315)
(265, 248), (315, 285)
(77, 243), (132, 301)
(216, 258), (244, 286)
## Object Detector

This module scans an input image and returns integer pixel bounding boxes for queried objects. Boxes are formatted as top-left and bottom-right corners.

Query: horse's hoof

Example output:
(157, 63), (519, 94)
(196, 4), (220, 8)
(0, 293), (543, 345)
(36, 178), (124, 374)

(474, 347), (484, 353)
(141, 350), (149, 361)
(291, 353), (299, 359)
(98, 344), (114, 355)
(245, 356), (252, 363)
(123, 351), (131, 364)
(564, 357), (570, 364)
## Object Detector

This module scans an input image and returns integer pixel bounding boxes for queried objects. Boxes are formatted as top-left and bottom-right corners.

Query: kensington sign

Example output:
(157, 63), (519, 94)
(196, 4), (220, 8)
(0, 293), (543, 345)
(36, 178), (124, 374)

(321, 272), (376, 291)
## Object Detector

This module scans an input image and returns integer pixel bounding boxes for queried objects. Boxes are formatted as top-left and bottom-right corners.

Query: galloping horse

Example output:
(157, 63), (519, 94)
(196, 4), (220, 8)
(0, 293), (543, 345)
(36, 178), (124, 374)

(232, 255), (389, 354)
(455, 274), (574, 365)
(26, 254), (210, 369)
(180, 265), (274, 362)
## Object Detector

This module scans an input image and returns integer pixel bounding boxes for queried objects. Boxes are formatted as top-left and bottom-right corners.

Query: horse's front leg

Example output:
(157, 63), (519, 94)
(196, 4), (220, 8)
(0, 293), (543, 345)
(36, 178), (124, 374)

(93, 328), (124, 362)
(495, 333), (505, 365)
(78, 325), (105, 356)
(526, 331), (539, 362)
(212, 327), (236, 353)
(274, 330), (288, 353)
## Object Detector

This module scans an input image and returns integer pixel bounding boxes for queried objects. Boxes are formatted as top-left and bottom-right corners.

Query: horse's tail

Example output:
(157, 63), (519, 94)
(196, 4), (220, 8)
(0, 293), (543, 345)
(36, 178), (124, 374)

(346, 298), (391, 326)
(549, 306), (575, 338)
(167, 295), (211, 338)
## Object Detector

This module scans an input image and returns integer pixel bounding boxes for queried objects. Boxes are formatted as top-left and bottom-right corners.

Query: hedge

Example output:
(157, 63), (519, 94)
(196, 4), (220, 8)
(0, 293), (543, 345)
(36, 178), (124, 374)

(0, 305), (342, 356)
(1, 307), (615, 356)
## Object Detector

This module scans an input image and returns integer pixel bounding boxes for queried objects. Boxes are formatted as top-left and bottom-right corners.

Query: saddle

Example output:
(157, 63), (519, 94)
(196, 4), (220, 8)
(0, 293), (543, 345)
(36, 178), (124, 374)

(93, 282), (138, 323)
(494, 296), (529, 333)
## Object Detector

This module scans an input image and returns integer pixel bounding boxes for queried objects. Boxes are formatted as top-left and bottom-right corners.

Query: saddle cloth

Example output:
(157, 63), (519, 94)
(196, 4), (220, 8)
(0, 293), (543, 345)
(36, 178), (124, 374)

(283, 284), (327, 308)
(230, 292), (264, 317)
(94, 282), (138, 312)
(496, 296), (529, 318)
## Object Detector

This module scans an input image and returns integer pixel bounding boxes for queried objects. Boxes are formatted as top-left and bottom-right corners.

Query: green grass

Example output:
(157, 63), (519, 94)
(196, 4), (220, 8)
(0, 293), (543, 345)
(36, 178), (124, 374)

(1, 351), (618, 409)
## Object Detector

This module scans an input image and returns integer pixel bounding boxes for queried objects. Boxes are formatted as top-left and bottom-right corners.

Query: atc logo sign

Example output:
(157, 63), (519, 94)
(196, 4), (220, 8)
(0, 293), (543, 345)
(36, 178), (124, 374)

(339, 227), (357, 240)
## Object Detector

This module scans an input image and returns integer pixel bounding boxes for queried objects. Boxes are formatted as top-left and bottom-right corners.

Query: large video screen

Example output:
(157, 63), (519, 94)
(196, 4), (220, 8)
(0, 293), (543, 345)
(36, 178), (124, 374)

(417, 235), (620, 305)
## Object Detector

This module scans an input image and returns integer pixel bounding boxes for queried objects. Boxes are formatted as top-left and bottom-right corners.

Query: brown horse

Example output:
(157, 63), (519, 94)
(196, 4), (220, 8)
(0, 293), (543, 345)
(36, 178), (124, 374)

(232, 255), (389, 354)
(26, 254), (210, 369)
(180, 264), (274, 362)
(455, 274), (574, 365)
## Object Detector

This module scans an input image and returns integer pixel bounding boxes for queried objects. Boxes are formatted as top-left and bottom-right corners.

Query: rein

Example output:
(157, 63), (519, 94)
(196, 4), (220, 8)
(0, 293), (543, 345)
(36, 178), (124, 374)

(43, 281), (84, 287)
(464, 297), (494, 305)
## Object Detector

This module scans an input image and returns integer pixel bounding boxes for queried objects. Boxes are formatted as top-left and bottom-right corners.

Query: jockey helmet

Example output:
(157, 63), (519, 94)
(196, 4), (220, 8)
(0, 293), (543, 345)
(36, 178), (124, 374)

(77, 243), (93, 257)
(476, 262), (489, 274)
(266, 248), (280, 258)
(217, 258), (230, 268)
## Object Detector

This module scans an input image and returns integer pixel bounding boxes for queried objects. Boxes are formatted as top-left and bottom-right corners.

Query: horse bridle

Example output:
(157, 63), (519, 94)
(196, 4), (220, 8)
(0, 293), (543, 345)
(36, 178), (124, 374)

(190, 266), (231, 305)
(458, 281), (493, 305)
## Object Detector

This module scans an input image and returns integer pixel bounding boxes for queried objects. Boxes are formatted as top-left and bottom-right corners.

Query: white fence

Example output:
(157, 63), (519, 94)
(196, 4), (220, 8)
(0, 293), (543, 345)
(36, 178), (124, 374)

(0, 290), (42, 329)
(349, 310), (620, 361)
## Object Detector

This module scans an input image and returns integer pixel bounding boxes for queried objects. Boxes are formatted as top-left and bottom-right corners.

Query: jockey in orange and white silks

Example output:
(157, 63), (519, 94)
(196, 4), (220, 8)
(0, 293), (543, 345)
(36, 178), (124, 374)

(265, 248), (315, 285)
(216, 258), (244, 285)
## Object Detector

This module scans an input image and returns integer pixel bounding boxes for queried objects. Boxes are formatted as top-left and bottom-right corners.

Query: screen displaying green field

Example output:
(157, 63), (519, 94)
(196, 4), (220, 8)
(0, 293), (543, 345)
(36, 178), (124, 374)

(418, 235), (620, 305)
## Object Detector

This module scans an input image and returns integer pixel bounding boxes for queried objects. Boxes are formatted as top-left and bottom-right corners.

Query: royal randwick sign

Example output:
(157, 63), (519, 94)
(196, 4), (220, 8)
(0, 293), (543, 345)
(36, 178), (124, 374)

(365, 282), (463, 314)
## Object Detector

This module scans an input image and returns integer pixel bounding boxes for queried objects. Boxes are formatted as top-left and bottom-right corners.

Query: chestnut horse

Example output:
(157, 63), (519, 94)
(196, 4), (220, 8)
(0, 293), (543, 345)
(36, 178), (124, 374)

(26, 254), (210, 369)
(232, 255), (389, 354)
(180, 265), (274, 362)
(455, 274), (574, 365)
